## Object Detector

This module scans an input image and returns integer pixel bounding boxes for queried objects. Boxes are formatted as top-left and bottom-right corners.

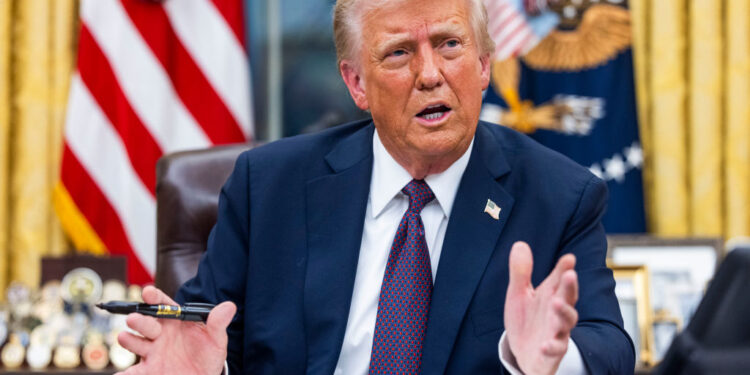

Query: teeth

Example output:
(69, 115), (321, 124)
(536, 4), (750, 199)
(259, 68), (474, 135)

(423, 112), (444, 120)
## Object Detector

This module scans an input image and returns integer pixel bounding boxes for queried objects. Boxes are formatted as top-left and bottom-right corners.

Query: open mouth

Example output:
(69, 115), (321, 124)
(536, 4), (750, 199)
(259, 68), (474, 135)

(417, 104), (451, 121)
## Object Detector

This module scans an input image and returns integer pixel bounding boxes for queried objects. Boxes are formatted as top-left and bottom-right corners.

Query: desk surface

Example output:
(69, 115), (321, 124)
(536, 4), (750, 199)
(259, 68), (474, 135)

(1, 366), (115, 374)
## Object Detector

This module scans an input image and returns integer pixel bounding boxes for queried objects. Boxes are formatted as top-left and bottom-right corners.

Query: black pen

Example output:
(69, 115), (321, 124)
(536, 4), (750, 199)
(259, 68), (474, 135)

(96, 301), (216, 322)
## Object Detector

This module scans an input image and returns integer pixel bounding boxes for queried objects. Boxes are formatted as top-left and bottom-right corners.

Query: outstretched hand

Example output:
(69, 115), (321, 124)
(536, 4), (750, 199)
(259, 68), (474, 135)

(504, 241), (579, 375)
(115, 286), (236, 375)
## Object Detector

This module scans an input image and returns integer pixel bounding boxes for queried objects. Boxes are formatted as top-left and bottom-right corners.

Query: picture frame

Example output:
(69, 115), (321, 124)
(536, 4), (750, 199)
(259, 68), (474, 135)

(609, 264), (655, 367)
(651, 308), (681, 362)
(606, 235), (723, 363)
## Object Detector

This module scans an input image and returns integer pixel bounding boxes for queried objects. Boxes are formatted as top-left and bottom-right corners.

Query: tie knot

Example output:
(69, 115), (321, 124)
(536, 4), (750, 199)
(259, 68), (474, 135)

(402, 179), (435, 213)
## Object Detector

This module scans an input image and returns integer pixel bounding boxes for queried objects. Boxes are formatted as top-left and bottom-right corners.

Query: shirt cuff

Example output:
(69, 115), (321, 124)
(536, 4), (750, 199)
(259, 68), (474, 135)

(498, 331), (588, 375)
(223, 360), (229, 375)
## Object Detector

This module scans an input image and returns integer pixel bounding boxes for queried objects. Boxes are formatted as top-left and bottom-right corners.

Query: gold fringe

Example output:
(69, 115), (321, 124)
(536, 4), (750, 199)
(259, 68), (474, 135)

(491, 58), (520, 99)
(53, 183), (108, 255)
(523, 4), (631, 72)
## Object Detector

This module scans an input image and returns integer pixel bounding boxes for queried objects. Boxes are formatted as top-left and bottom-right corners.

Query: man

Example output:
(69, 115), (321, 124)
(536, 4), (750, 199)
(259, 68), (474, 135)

(116, 0), (634, 374)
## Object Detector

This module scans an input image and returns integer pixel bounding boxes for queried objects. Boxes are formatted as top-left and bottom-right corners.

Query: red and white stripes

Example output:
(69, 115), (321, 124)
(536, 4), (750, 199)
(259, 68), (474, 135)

(484, 0), (539, 60)
(60, 0), (252, 284)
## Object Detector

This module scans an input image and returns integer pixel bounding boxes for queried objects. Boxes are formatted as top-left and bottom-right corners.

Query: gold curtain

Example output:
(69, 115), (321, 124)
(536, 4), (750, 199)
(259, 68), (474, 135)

(632, 0), (750, 239)
(0, 0), (78, 296)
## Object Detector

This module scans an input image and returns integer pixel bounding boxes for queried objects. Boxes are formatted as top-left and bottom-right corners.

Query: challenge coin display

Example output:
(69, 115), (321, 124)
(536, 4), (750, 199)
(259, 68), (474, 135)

(28, 325), (55, 369)
(26, 343), (52, 369)
(102, 279), (127, 302)
(7, 282), (33, 322)
(41, 280), (62, 301)
(1, 333), (25, 368)
(109, 339), (136, 369)
(61, 267), (103, 304)
(53, 335), (81, 369)
(0, 311), (8, 346)
(30, 325), (57, 348)
(6, 282), (31, 305)
(1, 267), (143, 371)
(127, 284), (143, 302)
(35, 281), (64, 322)
(82, 332), (109, 370)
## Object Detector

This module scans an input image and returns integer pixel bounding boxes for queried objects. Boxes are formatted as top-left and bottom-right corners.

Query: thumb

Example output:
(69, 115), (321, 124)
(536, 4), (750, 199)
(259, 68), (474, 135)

(207, 301), (237, 343)
(508, 241), (533, 295)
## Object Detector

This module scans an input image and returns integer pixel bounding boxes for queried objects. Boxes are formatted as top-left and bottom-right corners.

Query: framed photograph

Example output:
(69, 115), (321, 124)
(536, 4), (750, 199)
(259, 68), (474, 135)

(651, 308), (681, 362)
(607, 235), (723, 363)
(610, 264), (655, 366)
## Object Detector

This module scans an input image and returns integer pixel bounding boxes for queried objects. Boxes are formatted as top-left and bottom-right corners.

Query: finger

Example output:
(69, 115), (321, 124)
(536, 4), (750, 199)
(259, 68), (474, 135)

(553, 299), (578, 335)
(118, 331), (153, 358)
(126, 313), (162, 340)
(508, 241), (533, 295)
(114, 364), (144, 375)
(539, 253), (576, 292)
(541, 338), (568, 357)
(207, 301), (237, 343)
(555, 269), (579, 306)
(142, 285), (177, 305)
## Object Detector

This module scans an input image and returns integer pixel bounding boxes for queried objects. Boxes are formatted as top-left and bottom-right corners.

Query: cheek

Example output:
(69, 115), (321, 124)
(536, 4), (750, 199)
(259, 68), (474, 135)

(449, 58), (486, 88)
(369, 70), (413, 99)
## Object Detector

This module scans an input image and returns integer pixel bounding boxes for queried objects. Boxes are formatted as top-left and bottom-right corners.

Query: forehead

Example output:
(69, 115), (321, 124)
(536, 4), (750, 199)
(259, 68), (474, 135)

(359, 0), (472, 41)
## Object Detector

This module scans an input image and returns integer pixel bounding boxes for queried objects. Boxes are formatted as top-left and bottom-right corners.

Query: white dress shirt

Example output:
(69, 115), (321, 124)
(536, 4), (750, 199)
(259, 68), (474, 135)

(332, 130), (588, 375)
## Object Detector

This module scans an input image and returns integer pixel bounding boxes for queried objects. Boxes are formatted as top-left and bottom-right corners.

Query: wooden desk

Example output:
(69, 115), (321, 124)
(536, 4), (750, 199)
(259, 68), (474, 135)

(1, 366), (116, 374)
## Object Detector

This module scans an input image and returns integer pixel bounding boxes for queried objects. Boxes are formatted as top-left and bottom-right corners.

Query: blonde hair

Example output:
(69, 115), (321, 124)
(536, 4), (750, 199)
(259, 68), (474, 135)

(333, 0), (496, 66)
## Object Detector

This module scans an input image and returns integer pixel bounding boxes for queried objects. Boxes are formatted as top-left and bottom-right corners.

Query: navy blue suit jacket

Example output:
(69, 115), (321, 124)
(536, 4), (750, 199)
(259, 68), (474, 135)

(176, 119), (635, 374)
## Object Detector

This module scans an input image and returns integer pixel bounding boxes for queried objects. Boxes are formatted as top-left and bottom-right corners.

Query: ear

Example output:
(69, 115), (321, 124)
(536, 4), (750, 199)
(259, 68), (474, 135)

(479, 52), (491, 90)
(340, 59), (369, 110)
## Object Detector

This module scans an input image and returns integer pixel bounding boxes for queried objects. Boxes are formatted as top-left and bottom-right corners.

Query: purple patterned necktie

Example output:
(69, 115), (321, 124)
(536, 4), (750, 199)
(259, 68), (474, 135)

(369, 179), (435, 375)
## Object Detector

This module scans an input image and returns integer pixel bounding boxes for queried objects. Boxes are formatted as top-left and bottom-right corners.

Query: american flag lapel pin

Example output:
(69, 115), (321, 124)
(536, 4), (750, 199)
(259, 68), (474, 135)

(484, 199), (501, 220)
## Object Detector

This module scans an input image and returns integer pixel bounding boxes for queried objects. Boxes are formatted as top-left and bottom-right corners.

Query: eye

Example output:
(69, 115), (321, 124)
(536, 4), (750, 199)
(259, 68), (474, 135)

(380, 47), (410, 68)
(440, 39), (462, 58)
(445, 39), (460, 48)
(388, 49), (407, 58)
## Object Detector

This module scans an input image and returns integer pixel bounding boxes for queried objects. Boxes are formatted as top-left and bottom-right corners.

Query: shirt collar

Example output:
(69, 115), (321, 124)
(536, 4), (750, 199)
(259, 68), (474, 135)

(370, 129), (474, 218)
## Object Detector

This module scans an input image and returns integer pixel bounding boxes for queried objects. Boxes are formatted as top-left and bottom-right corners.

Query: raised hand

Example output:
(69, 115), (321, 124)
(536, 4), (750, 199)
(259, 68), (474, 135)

(504, 241), (579, 375)
(115, 286), (236, 375)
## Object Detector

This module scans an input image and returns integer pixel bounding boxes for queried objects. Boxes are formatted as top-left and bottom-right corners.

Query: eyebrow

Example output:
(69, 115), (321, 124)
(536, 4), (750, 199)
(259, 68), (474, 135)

(375, 34), (412, 55)
(374, 22), (469, 55)
(428, 23), (469, 41)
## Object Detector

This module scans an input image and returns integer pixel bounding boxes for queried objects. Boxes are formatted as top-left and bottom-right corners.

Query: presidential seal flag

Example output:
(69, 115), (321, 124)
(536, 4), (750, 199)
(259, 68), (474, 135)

(54, 0), (254, 284)
(481, 0), (645, 233)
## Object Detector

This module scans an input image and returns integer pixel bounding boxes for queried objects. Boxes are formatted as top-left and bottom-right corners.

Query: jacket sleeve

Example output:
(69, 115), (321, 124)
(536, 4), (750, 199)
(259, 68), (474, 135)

(175, 152), (251, 374)
(562, 175), (636, 374)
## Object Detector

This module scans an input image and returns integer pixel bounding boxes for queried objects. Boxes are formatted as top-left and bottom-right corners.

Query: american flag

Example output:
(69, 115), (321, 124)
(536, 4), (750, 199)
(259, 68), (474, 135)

(56, 0), (253, 284)
(484, 0), (539, 60)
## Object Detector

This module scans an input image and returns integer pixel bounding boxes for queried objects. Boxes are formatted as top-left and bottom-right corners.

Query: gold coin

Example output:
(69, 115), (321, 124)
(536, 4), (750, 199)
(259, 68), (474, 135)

(83, 342), (109, 370)
(1, 334), (26, 369)
(61, 268), (103, 304)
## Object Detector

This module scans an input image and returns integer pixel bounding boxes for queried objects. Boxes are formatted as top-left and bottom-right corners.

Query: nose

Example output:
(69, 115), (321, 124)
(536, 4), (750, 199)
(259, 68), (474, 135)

(415, 46), (443, 90)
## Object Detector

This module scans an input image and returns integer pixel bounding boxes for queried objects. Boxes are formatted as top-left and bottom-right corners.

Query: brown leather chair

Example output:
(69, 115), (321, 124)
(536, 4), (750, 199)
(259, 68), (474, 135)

(155, 144), (253, 298)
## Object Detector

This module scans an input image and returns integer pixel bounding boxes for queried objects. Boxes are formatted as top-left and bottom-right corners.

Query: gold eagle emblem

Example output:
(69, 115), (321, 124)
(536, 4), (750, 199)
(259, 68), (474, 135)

(490, 4), (631, 134)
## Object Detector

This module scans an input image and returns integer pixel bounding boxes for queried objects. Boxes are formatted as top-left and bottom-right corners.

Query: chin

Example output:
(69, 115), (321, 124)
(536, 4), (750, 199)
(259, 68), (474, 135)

(416, 131), (469, 151)
(410, 142), (463, 160)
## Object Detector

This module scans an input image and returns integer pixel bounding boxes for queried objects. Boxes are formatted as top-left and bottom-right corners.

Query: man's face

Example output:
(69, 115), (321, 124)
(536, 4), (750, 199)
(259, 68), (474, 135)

(341, 0), (491, 173)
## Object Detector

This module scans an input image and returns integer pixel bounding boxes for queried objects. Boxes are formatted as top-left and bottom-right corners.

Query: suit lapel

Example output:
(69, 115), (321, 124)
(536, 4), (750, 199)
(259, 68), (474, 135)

(422, 124), (515, 374)
(303, 125), (374, 374)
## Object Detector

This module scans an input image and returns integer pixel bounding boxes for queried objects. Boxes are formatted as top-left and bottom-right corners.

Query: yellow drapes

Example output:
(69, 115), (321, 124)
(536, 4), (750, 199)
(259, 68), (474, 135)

(632, 0), (750, 239)
(0, 0), (78, 296)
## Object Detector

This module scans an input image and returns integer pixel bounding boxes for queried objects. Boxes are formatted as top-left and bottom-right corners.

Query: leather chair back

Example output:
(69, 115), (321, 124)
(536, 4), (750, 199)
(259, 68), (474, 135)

(155, 144), (252, 298)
